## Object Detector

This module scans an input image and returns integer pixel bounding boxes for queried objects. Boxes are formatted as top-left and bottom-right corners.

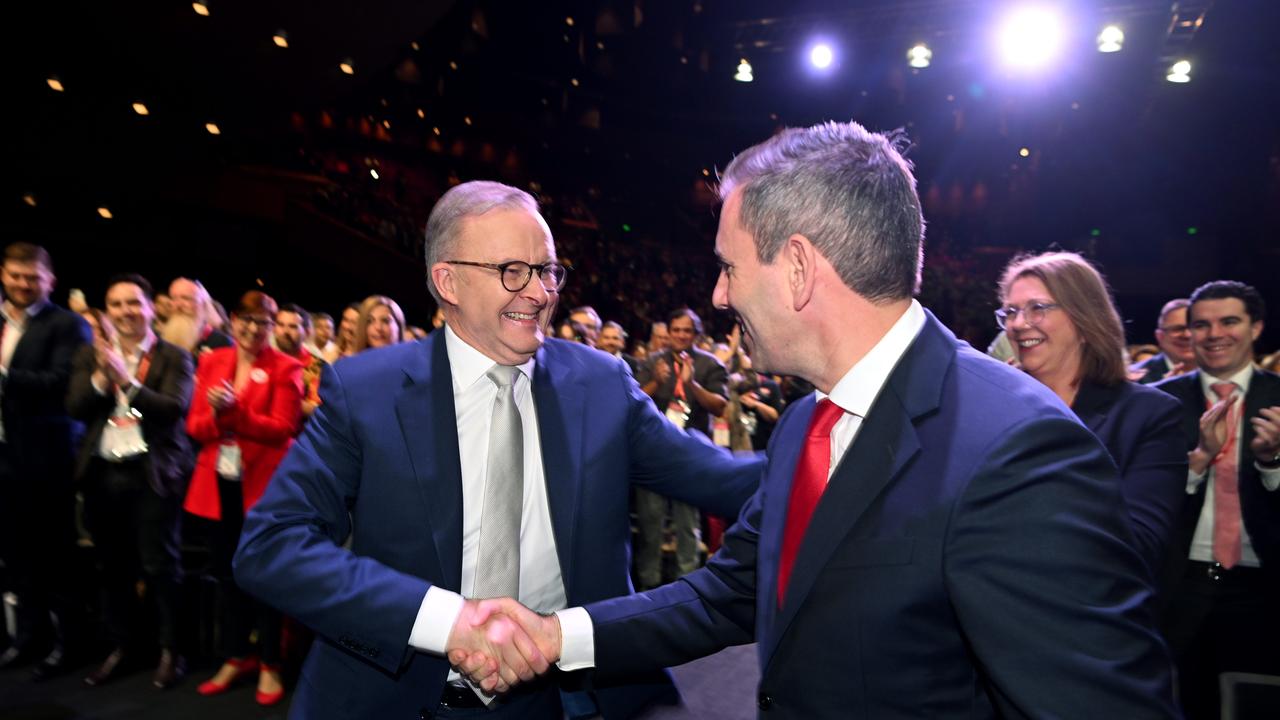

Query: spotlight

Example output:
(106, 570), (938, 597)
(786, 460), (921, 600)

(339, 59), (355, 75)
(205, 122), (221, 135)
(1019, 147), (1031, 157)
(907, 44), (932, 69)
(47, 76), (65, 92)
(734, 58), (754, 82)
(22, 193), (37, 207)
(273, 30), (288, 48)
(97, 207), (113, 219)
(809, 43), (834, 70)
(132, 102), (150, 116)
(370, 169), (380, 180)
(191, 1), (209, 17)
(997, 6), (1065, 70)
(1096, 25), (1123, 53)
(1166, 60), (1191, 83)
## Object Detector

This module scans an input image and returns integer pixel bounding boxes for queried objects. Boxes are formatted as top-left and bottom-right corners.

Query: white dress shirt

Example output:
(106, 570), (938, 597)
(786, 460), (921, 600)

(1185, 364), (1280, 567)
(556, 299), (927, 670)
(408, 326), (588, 686)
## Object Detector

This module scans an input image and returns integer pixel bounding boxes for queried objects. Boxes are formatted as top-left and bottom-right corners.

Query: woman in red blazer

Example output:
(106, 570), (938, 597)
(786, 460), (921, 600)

(184, 291), (302, 706)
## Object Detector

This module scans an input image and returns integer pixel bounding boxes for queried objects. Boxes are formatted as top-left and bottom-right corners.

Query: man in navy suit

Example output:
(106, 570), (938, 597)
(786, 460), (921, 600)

(0, 242), (91, 678)
(1154, 280), (1280, 719)
(1133, 298), (1195, 385)
(233, 181), (760, 719)
(468, 122), (1177, 718)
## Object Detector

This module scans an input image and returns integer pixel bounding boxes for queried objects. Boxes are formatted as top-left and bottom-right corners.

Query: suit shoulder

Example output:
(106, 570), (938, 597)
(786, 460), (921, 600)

(328, 339), (425, 386)
(1152, 372), (1197, 398)
(542, 338), (629, 376)
(950, 344), (1074, 425)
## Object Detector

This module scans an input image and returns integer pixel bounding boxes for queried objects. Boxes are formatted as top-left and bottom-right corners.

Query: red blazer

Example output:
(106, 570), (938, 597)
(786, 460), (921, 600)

(184, 346), (303, 521)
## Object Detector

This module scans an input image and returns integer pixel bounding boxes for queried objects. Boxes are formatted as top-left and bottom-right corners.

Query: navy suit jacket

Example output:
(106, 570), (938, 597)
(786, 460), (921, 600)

(1071, 380), (1189, 585)
(586, 312), (1177, 719)
(233, 334), (761, 719)
(1154, 368), (1280, 575)
(1133, 353), (1173, 385)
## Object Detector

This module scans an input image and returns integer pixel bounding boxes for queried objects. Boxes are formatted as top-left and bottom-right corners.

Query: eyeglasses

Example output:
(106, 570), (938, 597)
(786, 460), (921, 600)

(445, 260), (569, 293)
(236, 315), (275, 329)
(994, 302), (1060, 330)
(1158, 324), (1190, 335)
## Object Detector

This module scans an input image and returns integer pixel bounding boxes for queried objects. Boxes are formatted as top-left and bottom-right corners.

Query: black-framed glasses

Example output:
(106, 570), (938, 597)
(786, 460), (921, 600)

(1158, 323), (1190, 335)
(994, 302), (1060, 330)
(445, 260), (569, 292)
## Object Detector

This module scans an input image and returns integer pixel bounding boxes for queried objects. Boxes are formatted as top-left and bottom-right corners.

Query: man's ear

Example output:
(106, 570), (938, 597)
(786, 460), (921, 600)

(785, 234), (817, 311)
(431, 263), (460, 306)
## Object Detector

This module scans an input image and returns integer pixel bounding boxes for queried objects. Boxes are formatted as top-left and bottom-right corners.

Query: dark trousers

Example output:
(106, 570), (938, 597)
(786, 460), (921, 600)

(1164, 561), (1280, 719)
(0, 441), (82, 652)
(209, 476), (281, 664)
(82, 457), (184, 650)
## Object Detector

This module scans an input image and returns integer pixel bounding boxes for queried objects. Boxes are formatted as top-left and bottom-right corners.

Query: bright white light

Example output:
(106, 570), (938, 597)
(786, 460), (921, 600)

(1096, 25), (1123, 53)
(907, 44), (932, 68)
(809, 43), (834, 70)
(370, 169), (380, 180)
(998, 7), (1065, 70)
(734, 59), (753, 82)
(1166, 60), (1191, 83)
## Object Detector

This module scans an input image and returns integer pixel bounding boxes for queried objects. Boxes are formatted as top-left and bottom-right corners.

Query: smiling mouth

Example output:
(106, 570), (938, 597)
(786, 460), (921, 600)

(503, 311), (538, 322)
(1016, 338), (1045, 348)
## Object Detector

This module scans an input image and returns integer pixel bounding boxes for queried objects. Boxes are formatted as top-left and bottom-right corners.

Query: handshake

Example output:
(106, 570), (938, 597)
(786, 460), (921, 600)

(444, 598), (564, 694)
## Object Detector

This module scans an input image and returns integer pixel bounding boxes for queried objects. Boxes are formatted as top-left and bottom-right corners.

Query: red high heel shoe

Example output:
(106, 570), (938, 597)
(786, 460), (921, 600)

(196, 656), (260, 696)
(255, 663), (285, 706)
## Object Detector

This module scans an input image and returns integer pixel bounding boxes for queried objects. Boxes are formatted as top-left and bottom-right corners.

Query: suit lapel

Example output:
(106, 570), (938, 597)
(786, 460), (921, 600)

(532, 342), (587, 597)
(761, 313), (953, 664)
(395, 336), (466, 592)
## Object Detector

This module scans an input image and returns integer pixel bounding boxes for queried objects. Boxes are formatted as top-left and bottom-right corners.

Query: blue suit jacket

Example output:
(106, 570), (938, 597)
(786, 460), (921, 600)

(233, 334), (761, 719)
(1070, 380), (1189, 587)
(586, 312), (1178, 719)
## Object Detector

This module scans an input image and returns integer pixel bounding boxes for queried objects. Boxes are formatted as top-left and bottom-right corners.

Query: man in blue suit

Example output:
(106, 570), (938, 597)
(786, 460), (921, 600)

(233, 181), (760, 719)
(467, 122), (1178, 718)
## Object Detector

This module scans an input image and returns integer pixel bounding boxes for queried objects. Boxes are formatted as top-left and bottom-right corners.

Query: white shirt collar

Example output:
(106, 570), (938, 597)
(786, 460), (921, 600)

(1199, 362), (1254, 397)
(817, 299), (927, 416)
(1, 298), (50, 326)
(444, 324), (536, 393)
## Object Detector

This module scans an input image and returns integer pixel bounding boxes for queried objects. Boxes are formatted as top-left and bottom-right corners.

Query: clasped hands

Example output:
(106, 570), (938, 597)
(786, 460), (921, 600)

(444, 598), (563, 695)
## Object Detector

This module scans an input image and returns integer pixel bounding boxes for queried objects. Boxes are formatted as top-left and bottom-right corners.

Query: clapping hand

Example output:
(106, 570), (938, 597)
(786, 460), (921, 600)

(445, 598), (562, 694)
(207, 380), (237, 412)
(1250, 406), (1280, 463)
(94, 338), (130, 387)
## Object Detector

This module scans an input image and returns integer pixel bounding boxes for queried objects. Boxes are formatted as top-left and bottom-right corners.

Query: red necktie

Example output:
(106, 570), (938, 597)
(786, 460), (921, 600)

(778, 398), (846, 607)
(1210, 382), (1242, 568)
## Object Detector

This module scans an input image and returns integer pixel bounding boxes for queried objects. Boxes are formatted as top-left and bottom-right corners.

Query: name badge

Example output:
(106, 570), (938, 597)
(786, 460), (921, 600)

(665, 398), (690, 429)
(216, 442), (243, 480)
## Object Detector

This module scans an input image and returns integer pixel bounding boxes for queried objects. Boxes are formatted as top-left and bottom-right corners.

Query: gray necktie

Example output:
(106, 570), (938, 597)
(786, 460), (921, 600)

(472, 365), (524, 599)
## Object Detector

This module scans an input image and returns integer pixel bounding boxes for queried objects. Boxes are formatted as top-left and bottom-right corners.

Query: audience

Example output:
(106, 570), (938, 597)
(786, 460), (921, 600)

(351, 294), (405, 352)
(1133, 298), (1196, 384)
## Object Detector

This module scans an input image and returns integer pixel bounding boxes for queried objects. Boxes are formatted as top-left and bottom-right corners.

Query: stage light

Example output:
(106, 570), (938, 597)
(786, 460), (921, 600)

(205, 122), (221, 135)
(22, 193), (36, 207)
(1019, 147), (1030, 157)
(416, 108), (425, 118)
(463, 116), (473, 125)
(192, 1), (209, 17)
(1166, 60), (1191, 83)
(1096, 25), (1123, 53)
(1187, 227), (1198, 235)
(273, 31), (288, 48)
(809, 43), (834, 70)
(449, 60), (459, 70)
(570, 78), (579, 87)
(432, 126), (441, 136)
(565, 16), (575, 27)
(370, 169), (380, 180)
(340, 59), (355, 75)
(997, 6), (1064, 70)
(98, 207), (113, 219)
(734, 58), (754, 82)
(132, 102), (149, 116)
(907, 44), (932, 69)
(46, 76), (64, 92)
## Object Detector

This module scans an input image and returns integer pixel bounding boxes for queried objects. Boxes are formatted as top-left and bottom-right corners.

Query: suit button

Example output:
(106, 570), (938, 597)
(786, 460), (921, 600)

(758, 691), (773, 710)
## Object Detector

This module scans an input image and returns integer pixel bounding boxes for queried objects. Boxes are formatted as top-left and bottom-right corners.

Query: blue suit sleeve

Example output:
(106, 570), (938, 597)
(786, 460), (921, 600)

(944, 415), (1178, 718)
(233, 362), (430, 674)
(1112, 393), (1189, 582)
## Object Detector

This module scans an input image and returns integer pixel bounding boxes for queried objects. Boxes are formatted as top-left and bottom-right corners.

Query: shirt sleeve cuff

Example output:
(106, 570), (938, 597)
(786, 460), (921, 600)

(554, 606), (595, 671)
(1258, 463), (1280, 492)
(1186, 468), (1209, 495)
(408, 586), (465, 655)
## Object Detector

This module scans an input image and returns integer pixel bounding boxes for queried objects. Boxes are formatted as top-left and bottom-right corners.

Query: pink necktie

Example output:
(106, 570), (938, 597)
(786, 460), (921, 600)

(1210, 382), (1241, 569)
(778, 399), (845, 607)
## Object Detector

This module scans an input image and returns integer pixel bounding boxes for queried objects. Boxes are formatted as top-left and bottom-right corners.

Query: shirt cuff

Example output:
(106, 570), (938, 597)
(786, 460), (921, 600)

(408, 586), (465, 655)
(1258, 463), (1280, 492)
(1186, 468), (1209, 495)
(554, 606), (595, 671)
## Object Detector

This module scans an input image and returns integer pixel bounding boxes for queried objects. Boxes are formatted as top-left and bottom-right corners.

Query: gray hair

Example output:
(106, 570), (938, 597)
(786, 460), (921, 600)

(719, 121), (924, 302)
(424, 181), (543, 303)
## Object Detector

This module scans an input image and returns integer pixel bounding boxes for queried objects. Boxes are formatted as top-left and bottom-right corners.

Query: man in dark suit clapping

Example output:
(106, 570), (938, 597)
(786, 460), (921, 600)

(67, 273), (194, 689)
(0, 242), (91, 678)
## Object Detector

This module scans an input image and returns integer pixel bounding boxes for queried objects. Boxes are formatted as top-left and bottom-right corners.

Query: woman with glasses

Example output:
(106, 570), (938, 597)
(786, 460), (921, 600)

(997, 252), (1188, 588)
(183, 291), (303, 706)
(352, 294), (406, 352)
